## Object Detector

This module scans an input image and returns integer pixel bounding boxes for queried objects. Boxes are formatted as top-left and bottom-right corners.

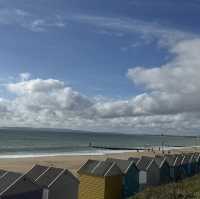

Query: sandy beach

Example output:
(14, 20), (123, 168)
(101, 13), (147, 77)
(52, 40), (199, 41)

(0, 147), (198, 176)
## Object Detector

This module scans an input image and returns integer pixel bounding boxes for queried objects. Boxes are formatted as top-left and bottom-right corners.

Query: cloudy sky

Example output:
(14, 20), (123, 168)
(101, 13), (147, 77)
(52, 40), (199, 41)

(0, 0), (200, 135)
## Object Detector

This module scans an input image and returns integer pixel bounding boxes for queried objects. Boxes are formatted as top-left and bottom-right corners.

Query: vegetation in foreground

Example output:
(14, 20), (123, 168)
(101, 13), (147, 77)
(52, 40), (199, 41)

(132, 175), (200, 199)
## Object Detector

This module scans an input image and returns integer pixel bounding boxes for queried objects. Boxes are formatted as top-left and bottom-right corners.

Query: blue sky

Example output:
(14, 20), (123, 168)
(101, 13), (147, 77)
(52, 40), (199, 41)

(1, 0), (199, 98)
(1, 0), (200, 134)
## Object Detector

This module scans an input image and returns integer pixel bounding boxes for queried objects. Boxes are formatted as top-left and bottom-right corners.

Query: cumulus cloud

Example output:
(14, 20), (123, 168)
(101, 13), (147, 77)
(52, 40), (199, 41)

(0, 78), (94, 128)
(127, 39), (200, 115)
(8, 78), (93, 113)
(1, 38), (200, 135)
(0, 15), (200, 134)
(7, 79), (65, 94)
(86, 38), (200, 134)
(91, 38), (200, 130)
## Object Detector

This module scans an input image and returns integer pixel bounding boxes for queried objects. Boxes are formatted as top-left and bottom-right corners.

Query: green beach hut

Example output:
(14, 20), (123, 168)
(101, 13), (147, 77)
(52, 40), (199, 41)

(165, 154), (184, 182)
(154, 156), (171, 184)
(129, 156), (160, 190)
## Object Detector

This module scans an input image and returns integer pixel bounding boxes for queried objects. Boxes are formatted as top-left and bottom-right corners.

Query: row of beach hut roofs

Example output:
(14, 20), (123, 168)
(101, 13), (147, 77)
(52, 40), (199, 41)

(0, 152), (199, 199)
(78, 152), (200, 199)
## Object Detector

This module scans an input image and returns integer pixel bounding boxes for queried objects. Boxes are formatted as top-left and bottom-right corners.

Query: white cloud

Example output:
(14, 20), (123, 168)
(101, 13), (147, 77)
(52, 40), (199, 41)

(70, 14), (196, 47)
(127, 39), (200, 115)
(0, 12), (200, 134)
(7, 79), (65, 94)
(28, 18), (65, 32)
(19, 73), (31, 81)
(0, 78), (94, 128)
(128, 39), (200, 93)
(0, 8), (66, 32)
(1, 37), (200, 135)
(92, 39), (200, 127)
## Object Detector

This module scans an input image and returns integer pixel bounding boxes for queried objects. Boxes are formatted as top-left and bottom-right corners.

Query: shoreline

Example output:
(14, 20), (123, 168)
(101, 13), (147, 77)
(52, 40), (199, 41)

(0, 145), (199, 159)
(0, 146), (199, 175)
(0, 150), (142, 159)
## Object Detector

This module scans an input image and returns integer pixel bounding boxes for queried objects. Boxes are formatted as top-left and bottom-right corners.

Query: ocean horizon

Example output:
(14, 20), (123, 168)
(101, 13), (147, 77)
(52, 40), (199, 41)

(0, 128), (199, 159)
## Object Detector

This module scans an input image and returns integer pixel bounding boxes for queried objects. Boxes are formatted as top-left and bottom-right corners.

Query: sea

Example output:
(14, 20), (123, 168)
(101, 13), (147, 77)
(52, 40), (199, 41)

(0, 128), (199, 159)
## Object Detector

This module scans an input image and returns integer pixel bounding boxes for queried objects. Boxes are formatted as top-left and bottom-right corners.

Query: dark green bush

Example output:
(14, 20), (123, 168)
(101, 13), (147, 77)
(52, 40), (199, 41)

(132, 175), (200, 199)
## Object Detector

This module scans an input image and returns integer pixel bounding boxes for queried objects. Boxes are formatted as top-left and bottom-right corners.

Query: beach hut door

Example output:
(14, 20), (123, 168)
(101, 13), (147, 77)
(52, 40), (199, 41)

(42, 189), (49, 199)
(139, 171), (147, 184)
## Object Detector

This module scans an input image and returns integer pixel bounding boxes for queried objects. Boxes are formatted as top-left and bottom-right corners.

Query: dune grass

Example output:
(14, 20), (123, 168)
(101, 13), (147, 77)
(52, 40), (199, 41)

(132, 175), (200, 199)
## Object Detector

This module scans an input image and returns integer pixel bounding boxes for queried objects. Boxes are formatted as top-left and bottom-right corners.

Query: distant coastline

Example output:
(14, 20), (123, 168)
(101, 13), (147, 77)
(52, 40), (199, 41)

(0, 126), (199, 137)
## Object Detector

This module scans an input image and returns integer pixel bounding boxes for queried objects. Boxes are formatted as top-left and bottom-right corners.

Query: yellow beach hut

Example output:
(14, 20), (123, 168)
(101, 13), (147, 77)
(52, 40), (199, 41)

(78, 159), (123, 199)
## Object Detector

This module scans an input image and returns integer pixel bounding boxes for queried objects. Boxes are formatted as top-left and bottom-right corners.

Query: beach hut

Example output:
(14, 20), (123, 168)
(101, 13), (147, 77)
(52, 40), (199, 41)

(165, 154), (184, 181)
(26, 165), (79, 199)
(106, 158), (139, 198)
(194, 153), (200, 173)
(190, 153), (197, 175)
(78, 159), (123, 199)
(181, 153), (192, 177)
(154, 156), (171, 184)
(129, 156), (160, 190)
(0, 171), (42, 199)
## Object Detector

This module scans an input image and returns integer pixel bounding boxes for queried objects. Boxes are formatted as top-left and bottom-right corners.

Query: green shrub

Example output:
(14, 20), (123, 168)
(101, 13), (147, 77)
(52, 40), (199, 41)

(132, 175), (200, 199)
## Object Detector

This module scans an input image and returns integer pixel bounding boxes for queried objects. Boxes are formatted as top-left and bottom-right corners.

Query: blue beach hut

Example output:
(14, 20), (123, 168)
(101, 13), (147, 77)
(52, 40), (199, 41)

(181, 154), (192, 177)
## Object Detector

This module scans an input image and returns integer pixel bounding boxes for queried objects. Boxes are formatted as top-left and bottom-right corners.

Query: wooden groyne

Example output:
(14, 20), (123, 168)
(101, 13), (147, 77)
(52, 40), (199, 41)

(90, 145), (143, 151)
(89, 144), (185, 151)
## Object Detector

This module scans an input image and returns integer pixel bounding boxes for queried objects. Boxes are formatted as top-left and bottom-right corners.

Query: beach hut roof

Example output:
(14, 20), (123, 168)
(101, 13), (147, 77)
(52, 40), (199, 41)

(36, 167), (63, 188)
(0, 172), (21, 194)
(181, 154), (192, 165)
(0, 171), (40, 196)
(165, 154), (183, 167)
(26, 165), (78, 188)
(164, 155), (176, 166)
(50, 169), (80, 187)
(136, 156), (155, 171)
(194, 153), (200, 162)
(154, 156), (167, 168)
(78, 159), (122, 177)
(190, 153), (197, 163)
(106, 158), (138, 174)
(0, 170), (7, 178)
(174, 154), (183, 166)
(26, 165), (49, 181)
(128, 157), (140, 165)
(78, 160), (99, 175)
(0, 172), (41, 197)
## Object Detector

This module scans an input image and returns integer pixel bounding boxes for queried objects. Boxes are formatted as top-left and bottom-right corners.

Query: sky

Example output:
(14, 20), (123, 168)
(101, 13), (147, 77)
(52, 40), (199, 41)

(1, 0), (200, 135)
